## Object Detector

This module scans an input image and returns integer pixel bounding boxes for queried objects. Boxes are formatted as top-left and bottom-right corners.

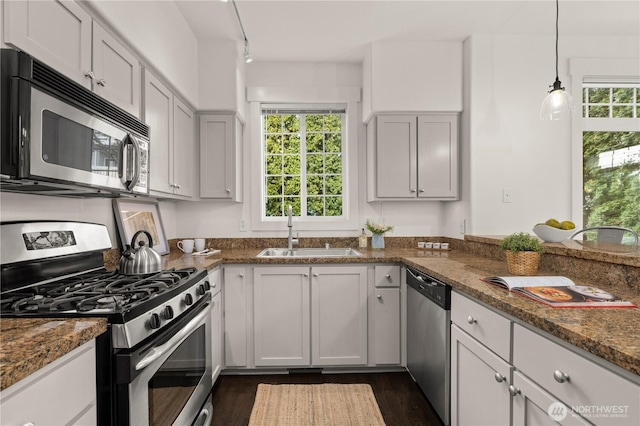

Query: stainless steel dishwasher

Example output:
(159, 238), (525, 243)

(406, 266), (451, 425)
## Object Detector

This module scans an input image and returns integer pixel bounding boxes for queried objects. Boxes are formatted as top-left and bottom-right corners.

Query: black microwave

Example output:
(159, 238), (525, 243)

(0, 49), (150, 197)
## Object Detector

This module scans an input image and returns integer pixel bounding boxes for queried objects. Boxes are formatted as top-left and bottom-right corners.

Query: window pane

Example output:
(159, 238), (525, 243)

(266, 155), (282, 175)
(307, 197), (324, 216)
(583, 131), (640, 233)
(307, 175), (324, 195)
(324, 133), (341, 152)
(324, 114), (341, 129)
(306, 115), (323, 131)
(265, 136), (282, 154)
(284, 197), (300, 215)
(325, 154), (342, 174)
(588, 106), (609, 117)
(266, 197), (283, 217)
(326, 196), (343, 216)
(283, 115), (299, 133)
(613, 88), (633, 103)
(266, 176), (283, 195)
(307, 154), (323, 174)
(283, 134), (300, 154)
(588, 88), (610, 103)
(283, 155), (300, 174)
(612, 106), (633, 118)
(325, 175), (342, 195)
(265, 115), (282, 133)
(283, 176), (300, 195)
(306, 133), (323, 152)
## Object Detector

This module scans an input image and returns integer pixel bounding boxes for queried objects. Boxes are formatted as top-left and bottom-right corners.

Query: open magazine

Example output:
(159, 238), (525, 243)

(480, 276), (636, 308)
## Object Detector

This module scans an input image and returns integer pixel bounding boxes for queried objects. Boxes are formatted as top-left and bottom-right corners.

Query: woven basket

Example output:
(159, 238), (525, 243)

(505, 251), (540, 275)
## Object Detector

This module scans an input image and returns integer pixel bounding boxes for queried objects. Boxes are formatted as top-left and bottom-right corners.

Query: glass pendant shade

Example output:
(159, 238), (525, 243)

(540, 79), (573, 120)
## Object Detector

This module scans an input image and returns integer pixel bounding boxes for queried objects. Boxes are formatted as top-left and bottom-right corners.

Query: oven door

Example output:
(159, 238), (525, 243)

(28, 85), (149, 194)
(116, 294), (213, 426)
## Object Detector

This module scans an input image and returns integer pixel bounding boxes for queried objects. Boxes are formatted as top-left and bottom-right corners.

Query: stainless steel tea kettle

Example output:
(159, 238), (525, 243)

(119, 230), (162, 275)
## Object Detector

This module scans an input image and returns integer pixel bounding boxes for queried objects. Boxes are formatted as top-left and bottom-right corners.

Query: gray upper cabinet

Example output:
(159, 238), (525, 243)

(199, 114), (244, 201)
(367, 113), (459, 201)
(4, 0), (141, 117)
(145, 70), (195, 199)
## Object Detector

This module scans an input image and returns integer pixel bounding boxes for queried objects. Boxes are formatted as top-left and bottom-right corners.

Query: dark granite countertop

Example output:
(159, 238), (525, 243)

(3, 241), (637, 391)
(161, 246), (640, 377)
(0, 318), (108, 391)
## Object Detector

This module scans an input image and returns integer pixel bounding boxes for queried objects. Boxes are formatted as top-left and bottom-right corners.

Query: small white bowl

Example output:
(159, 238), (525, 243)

(532, 224), (575, 243)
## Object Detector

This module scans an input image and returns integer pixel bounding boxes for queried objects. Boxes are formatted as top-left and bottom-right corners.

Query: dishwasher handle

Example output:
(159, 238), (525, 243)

(407, 267), (440, 287)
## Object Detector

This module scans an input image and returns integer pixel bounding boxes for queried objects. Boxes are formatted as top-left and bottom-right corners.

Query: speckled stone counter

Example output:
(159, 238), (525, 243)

(0, 318), (107, 391)
(159, 244), (640, 377)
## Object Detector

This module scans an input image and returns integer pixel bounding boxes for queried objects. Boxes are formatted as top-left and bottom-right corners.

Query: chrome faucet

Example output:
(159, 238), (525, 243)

(287, 205), (299, 250)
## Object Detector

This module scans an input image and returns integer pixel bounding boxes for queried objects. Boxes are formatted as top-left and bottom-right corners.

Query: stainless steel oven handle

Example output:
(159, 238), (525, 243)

(135, 300), (212, 371)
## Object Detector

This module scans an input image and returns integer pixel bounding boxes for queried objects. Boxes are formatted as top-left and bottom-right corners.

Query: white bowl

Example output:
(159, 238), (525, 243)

(532, 224), (575, 243)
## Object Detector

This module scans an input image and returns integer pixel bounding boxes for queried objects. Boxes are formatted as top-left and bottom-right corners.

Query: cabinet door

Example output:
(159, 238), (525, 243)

(451, 324), (512, 426)
(254, 267), (310, 366)
(512, 371), (593, 426)
(373, 288), (400, 365)
(0, 340), (97, 426)
(223, 266), (248, 367)
(200, 114), (242, 200)
(374, 116), (417, 198)
(144, 71), (173, 195)
(311, 266), (368, 366)
(91, 22), (141, 117)
(417, 114), (458, 199)
(211, 289), (222, 382)
(3, 0), (92, 88)
(172, 97), (195, 197)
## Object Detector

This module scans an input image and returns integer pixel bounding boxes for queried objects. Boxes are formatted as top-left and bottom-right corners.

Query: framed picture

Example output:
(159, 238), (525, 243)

(112, 199), (169, 255)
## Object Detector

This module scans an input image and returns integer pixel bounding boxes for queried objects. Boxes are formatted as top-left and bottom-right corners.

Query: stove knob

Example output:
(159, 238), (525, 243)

(204, 281), (211, 291)
(184, 293), (194, 306)
(197, 284), (206, 296)
(149, 313), (162, 329)
(163, 305), (174, 320)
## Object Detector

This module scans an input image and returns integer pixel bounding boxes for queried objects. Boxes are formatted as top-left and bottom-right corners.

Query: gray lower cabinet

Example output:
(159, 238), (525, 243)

(224, 263), (401, 370)
(452, 291), (640, 426)
(0, 340), (97, 425)
(451, 323), (512, 426)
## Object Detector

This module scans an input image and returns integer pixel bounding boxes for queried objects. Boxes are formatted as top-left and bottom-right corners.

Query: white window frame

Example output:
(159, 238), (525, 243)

(247, 86), (361, 232)
(569, 58), (640, 229)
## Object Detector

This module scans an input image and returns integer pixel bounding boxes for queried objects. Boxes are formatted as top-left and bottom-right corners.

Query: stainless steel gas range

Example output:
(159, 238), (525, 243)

(0, 221), (213, 426)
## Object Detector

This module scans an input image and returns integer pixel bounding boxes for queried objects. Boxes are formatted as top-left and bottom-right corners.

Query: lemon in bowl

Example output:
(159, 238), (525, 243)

(532, 224), (576, 243)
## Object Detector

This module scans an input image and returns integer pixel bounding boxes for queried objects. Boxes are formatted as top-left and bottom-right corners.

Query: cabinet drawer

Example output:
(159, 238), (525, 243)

(375, 265), (400, 287)
(0, 340), (96, 426)
(451, 291), (511, 361)
(514, 324), (640, 426)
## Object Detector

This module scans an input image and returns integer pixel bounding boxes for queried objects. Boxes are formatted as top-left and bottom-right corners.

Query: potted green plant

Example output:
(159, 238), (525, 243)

(499, 232), (545, 275)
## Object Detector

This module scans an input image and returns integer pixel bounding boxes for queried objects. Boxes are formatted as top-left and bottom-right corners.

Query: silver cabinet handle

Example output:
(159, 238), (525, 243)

(385, 274), (391, 279)
(303, 273), (309, 277)
(226, 188), (231, 193)
(553, 370), (570, 383)
(419, 189), (425, 193)
(494, 373), (506, 383)
(508, 385), (521, 396)
(410, 189), (417, 193)
(377, 294), (382, 299)
(84, 70), (95, 80)
(467, 316), (477, 324)
(97, 78), (107, 87)
(239, 273), (244, 278)
(313, 273), (319, 277)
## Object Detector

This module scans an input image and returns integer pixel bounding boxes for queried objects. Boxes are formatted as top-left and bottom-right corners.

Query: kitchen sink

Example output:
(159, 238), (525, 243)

(257, 247), (364, 258)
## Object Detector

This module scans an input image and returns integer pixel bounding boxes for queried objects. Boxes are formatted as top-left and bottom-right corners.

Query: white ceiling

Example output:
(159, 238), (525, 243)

(175, 0), (640, 63)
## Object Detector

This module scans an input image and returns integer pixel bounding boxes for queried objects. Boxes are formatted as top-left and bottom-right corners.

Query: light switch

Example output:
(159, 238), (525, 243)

(502, 189), (512, 203)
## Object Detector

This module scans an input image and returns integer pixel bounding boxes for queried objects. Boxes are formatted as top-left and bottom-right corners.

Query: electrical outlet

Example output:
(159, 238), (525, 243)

(239, 219), (247, 232)
(502, 189), (512, 203)
(459, 219), (466, 234)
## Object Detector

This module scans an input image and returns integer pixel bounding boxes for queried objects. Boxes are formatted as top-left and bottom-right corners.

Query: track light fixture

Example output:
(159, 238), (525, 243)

(540, 0), (573, 120)
(230, 0), (252, 64)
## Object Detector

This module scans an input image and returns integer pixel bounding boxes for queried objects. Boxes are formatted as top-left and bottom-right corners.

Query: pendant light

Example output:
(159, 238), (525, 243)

(540, 0), (573, 120)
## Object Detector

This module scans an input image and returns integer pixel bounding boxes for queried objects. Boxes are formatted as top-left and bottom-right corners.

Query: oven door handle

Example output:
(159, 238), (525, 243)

(135, 300), (211, 371)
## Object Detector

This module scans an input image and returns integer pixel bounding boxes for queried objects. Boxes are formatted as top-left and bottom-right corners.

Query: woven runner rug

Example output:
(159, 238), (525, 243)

(248, 383), (386, 426)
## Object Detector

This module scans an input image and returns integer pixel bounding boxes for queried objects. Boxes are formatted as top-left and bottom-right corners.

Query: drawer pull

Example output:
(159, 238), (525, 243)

(494, 373), (506, 383)
(467, 316), (477, 324)
(508, 385), (521, 397)
(553, 370), (570, 383)
(377, 294), (382, 299)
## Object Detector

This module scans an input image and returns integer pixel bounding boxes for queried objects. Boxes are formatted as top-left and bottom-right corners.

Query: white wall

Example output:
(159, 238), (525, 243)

(86, 0), (199, 107)
(452, 34), (640, 238)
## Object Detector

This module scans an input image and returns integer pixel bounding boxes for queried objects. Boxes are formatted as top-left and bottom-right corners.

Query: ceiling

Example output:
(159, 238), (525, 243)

(175, 0), (640, 63)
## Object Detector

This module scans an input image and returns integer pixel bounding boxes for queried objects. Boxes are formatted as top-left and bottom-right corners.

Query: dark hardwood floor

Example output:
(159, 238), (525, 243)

(210, 371), (445, 426)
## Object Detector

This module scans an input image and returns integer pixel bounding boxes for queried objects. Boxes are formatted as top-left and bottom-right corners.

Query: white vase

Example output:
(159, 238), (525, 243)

(372, 234), (385, 249)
